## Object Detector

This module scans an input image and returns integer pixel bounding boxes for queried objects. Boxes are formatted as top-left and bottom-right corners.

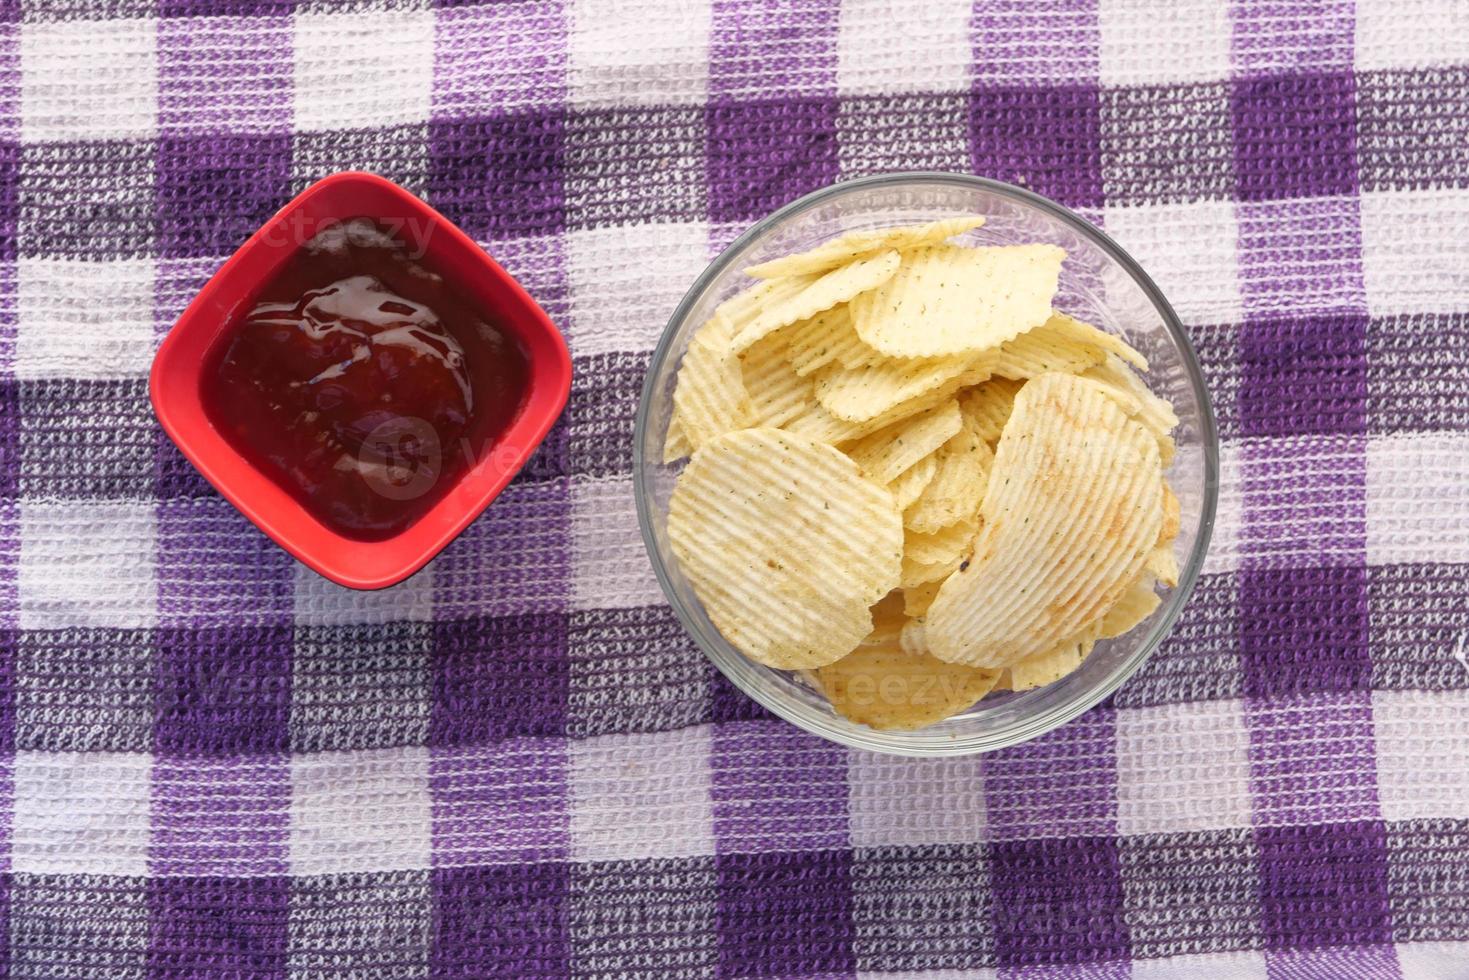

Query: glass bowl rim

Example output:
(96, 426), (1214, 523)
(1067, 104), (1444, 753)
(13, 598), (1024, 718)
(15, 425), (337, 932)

(633, 171), (1220, 756)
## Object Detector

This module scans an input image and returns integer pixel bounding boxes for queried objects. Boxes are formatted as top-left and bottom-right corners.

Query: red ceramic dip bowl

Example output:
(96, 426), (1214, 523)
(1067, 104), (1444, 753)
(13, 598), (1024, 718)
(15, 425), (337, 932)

(151, 172), (572, 590)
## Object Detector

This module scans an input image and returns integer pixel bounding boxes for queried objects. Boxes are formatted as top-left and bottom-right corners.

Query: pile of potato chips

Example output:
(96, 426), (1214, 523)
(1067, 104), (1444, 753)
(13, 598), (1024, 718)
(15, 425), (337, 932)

(663, 217), (1182, 731)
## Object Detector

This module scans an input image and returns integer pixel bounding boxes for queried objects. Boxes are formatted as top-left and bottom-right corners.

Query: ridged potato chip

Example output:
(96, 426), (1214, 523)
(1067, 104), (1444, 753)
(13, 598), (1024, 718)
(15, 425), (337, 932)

(993, 311), (1149, 381)
(730, 250), (899, 353)
(889, 453), (939, 510)
(662, 415), (692, 463)
(862, 591), (908, 646)
(741, 333), (811, 427)
(1006, 631), (1098, 692)
(671, 315), (752, 451)
(784, 307), (869, 377)
(668, 427), (903, 669)
(814, 348), (995, 422)
(1100, 575), (1161, 639)
(846, 401), (963, 484)
(904, 580), (942, 617)
(1082, 354), (1178, 437)
(904, 416), (993, 533)
(1147, 544), (1180, 588)
(904, 517), (979, 568)
(957, 378), (1024, 445)
(850, 244), (1064, 357)
(745, 216), (986, 279)
(815, 639), (1000, 731)
(925, 373), (1164, 668)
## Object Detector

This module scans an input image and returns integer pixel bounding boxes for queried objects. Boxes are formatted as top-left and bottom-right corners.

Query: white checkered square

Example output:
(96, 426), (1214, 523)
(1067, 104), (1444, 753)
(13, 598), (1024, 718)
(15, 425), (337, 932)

(21, 17), (157, 142)
(566, 220), (711, 358)
(1373, 690), (1469, 823)
(1103, 200), (1241, 327)
(1131, 951), (1269, 980)
(570, 0), (710, 107)
(292, 10), (433, 131)
(570, 726), (714, 862)
(293, 561), (435, 627)
(1355, 1), (1469, 72)
(437, 2), (569, 115)
(20, 501), (156, 631)
(289, 746), (432, 875)
(847, 752), (986, 848)
(836, 0), (971, 96)
(1367, 432), (1469, 567)
(11, 751), (152, 876)
(1098, 0), (1232, 86)
(1360, 188), (1469, 318)
(1115, 699), (1254, 836)
(16, 258), (156, 380)
(1395, 942), (1469, 980)
(571, 473), (663, 611)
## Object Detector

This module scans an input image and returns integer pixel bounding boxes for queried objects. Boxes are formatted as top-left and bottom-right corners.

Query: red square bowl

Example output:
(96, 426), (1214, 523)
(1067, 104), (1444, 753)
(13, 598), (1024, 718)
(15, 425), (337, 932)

(150, 172), (572, 590)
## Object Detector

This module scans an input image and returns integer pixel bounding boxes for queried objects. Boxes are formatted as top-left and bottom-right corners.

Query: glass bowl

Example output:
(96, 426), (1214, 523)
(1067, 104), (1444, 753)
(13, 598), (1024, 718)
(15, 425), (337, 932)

(633, 173), (1218, 756)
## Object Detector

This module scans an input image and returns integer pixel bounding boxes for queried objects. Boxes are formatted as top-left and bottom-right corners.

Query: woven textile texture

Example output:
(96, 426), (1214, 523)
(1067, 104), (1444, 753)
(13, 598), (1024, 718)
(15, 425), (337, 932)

(1, 0), (1467, 977)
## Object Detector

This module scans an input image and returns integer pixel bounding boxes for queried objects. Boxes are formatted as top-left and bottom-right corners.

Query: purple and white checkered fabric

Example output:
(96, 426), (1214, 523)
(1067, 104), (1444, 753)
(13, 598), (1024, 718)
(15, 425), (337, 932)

(0, 0), (1466, 977)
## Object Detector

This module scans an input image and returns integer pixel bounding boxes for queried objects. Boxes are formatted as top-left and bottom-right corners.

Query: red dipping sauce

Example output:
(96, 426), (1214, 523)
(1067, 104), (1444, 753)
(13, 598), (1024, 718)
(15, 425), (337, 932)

(203, 218), (532, 540)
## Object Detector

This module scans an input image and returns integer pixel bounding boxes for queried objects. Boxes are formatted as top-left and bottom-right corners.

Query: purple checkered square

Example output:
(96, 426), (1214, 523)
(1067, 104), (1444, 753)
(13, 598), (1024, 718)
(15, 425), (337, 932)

(716, 848), (855, 978)
(1246, 693), (1383, 826)
(430, 611), (568, 745)
(711, 720), (848, 853)
(156, 498), (295, 628)
(158, 15), (292, 135)
(1231, 0), (1355, 75)
(1255, 820), (1393, 951)
(151, 755), (290, 876)
(434, 1), (567, 116)
(1232, 72), (1358, 202)
(1239, 434), (1366, 571)
(989, 835), (1130, 967)
(430, 737), (569, 866)
(1240, 313), (1367, 438)
(970, 84), (1104, 209)
(1240, 565), (1369, 698)
(1267, 943), (1403, 979)
(431, 862), (570, 980)
(0, 499), (15, 632)
(431, 478), (570, 620)
(157, 134), (292, 259)
(982, 707), (1119, 839)
(971, 0), (1099, 84)
(706, 96), (839, 223)
(154, 625), (292, 755)
(428, 111), (567, 242)
(709, 0), (838, 100)
(147, 875), (289, 977)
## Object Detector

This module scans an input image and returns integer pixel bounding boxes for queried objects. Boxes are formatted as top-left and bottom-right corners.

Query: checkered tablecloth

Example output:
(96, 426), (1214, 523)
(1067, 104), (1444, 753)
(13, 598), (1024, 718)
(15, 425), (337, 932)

(3, 0), (1468, 977)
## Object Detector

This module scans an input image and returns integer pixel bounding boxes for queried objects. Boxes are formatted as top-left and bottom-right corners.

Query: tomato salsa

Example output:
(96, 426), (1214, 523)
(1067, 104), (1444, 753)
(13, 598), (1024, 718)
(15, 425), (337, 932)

(203, 218), (531, 541)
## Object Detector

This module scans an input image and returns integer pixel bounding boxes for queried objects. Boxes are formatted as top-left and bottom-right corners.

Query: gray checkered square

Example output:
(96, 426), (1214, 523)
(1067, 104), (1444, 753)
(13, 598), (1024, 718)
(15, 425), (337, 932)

(851, 844), (994, 973)
(22, 0), (156, 20)
(1101, 82), (1235, 206)
(291, 124), (431, 199)
(10, 873), (149, 979)
(19, 378), (155, 499)
(1369, 564), (1469, 692)
(837, 93), (970, 180)
(288, 870), (432, 980)
(1111, 572), (1242, 709)
(290, 622), (432, 752)
(566, 351), (648, 479)
(16, 627), (154, 753)
(564, 105), (707, 230)
(1386, 818), (1469, 944)
(1120, 828), (1264, 959)
(568, 857), (719, 979)
(19, 140), (156, 260)
(1366, 312), (1469, 435)
(567, 606), (711, 738)
(1357, 67), (1469, 193)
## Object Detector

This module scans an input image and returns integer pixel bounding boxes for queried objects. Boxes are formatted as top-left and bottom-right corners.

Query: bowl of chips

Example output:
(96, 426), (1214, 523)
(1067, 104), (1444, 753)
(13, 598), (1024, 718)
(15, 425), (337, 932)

(634, 172), (1217, 755)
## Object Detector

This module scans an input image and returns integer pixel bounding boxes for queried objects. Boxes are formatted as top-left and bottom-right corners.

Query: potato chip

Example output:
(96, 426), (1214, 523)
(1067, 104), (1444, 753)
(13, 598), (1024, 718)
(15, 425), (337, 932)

(662, 415), (692, 463)
(889, 453), (939, 511)
(904, 517), (979, 568)
(849, 244), (1063, 357)
(1146, 544), (1180, 588)
(1159, 482), (1180, 544)
(901, 552), (964, 590)
(862, 591), (908, 646)
(741, 332), (812, 427)
(671, 314), (753, 451)
(1082, 353), (1178, 437)
(903, 580), (942, 618)
(668, 427), (903, 669)
(730, 250), (900, 353)
(784, 306), (870, 377)
(1007, 632), (1097, 692)
(845, 401), (963, 485)
(957, 377), (1024, 445)
(814, 348), (994, 422)
(899, 618), (927, 655)
(1100, 575), (1161, 639)
(925, 373), (1164, 668)
(815, 639), (1000, 731)
(745, 216), (986, 279)
(904, 416), (993, 533)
